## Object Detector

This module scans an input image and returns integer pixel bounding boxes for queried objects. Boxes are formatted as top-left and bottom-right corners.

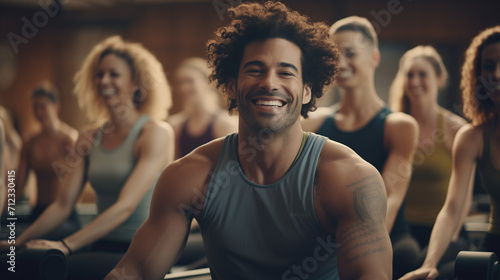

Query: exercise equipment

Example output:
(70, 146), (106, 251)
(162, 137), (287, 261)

(455, 251), (499, 280)
(0, 247), (67, 280)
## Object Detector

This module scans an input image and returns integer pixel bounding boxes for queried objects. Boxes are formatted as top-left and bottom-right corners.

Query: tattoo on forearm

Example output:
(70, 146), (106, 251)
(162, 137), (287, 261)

(344, 245), (387, 264)
(338, 175), (388, 265)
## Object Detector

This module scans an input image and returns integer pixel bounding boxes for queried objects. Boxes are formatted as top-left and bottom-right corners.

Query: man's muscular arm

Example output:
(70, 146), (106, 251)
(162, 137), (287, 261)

(336, 174), (391, 279)
(317, 143), (392, 280)
(105, 141), (220, 280)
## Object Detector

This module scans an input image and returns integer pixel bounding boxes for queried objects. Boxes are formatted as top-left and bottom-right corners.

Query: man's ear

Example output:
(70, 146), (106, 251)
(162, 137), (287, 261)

(227, 79), (236, 99)
(302, 83), (312, 104)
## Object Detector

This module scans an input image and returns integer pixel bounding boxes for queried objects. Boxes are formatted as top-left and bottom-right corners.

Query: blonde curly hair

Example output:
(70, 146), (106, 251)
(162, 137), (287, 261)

(389, 45), (448, 114)
(461, 26), (500, 126)
(177, 57), (211, 80)
(74, 36), (171, 124)
(175, 57), (221, 110)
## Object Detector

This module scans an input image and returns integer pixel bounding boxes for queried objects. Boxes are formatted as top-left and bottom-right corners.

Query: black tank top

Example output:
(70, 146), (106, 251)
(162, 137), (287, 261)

(316, 106), (409, 236)
(179, 115), (217, 157)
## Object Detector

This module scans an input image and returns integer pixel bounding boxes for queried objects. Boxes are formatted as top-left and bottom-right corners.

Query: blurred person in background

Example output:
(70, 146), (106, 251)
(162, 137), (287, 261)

(401, 26), (500, 280)
(169, 57), (237, 159)
(11, 82), (81, 239)
(0, 36), (174, 280)
(0, 121), (6, 224)
(302, 16), (419, 279)
(389, 45), (471, 276)
(0, 105), (22, 183)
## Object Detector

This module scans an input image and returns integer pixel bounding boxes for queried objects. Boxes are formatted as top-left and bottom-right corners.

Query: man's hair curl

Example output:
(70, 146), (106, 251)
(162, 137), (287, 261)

(207, 1), (338, 118)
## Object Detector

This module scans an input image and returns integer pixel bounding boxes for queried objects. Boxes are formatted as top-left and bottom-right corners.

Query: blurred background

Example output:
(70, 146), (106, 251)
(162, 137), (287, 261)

(0, 0), (499, 137)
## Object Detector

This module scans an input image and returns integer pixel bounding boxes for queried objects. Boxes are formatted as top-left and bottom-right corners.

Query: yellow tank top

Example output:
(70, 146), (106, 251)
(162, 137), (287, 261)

(405, 112), (452, 226)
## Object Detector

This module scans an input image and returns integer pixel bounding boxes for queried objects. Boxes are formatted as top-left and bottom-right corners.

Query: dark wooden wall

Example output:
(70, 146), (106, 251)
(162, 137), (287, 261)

(1, 0), (499, 138)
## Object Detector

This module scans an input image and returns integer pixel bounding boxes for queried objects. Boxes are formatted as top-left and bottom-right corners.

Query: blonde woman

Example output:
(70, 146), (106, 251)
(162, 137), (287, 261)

(0, 36), (174, 278)
(389, 46), (471, 278)
(169, 57), (237, 159)
(401, 26), (500, 280)
(390, 46), (471, 243)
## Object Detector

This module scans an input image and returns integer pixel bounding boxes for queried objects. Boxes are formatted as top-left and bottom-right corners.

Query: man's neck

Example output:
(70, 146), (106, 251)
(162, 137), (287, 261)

(237, 121), (304, 185)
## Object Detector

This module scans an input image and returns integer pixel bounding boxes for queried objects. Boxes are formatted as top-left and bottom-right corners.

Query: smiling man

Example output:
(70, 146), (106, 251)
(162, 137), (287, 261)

(106, 2), (392, 280)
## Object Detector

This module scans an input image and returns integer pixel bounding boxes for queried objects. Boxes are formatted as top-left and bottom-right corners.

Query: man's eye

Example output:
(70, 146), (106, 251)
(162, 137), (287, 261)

(246, 69), (262, 75)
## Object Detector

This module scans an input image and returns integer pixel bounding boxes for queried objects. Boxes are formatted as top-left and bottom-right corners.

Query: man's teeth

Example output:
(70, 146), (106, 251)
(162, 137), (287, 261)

(102, 89), (117, 96)
(255, 99), (283, 107)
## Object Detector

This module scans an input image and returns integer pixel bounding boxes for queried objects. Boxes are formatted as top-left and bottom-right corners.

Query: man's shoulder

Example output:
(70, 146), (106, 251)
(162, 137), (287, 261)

(315, 139), (385, 221)
(153, 137), (228, 209)
(317, 139), (377, 184)
(165, 137), (227, 183)
(58, 123), (79, 144)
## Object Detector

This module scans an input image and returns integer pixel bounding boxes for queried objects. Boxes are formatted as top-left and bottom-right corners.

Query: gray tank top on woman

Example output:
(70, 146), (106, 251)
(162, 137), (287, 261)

(88, 114), (155, 242)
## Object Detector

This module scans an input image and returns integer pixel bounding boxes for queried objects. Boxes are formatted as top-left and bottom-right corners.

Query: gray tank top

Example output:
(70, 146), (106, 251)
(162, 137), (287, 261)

(88, 115), (155, 242)
(199, 133), (339, 280)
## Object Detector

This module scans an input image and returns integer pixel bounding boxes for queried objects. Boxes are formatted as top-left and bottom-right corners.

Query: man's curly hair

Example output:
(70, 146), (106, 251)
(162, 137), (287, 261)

(461, 26), (500, 126)
(207, 1), (338, 118)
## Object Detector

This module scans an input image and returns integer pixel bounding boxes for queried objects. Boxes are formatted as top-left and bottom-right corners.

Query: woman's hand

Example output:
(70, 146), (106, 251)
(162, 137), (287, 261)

(0, 239), (17, 252)
(26, 239), (71, 256)
(399, 266), (439, 280)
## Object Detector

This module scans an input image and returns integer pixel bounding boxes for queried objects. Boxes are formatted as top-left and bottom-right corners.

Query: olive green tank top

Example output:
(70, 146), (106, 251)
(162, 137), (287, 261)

(406, 111), (452, 226)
